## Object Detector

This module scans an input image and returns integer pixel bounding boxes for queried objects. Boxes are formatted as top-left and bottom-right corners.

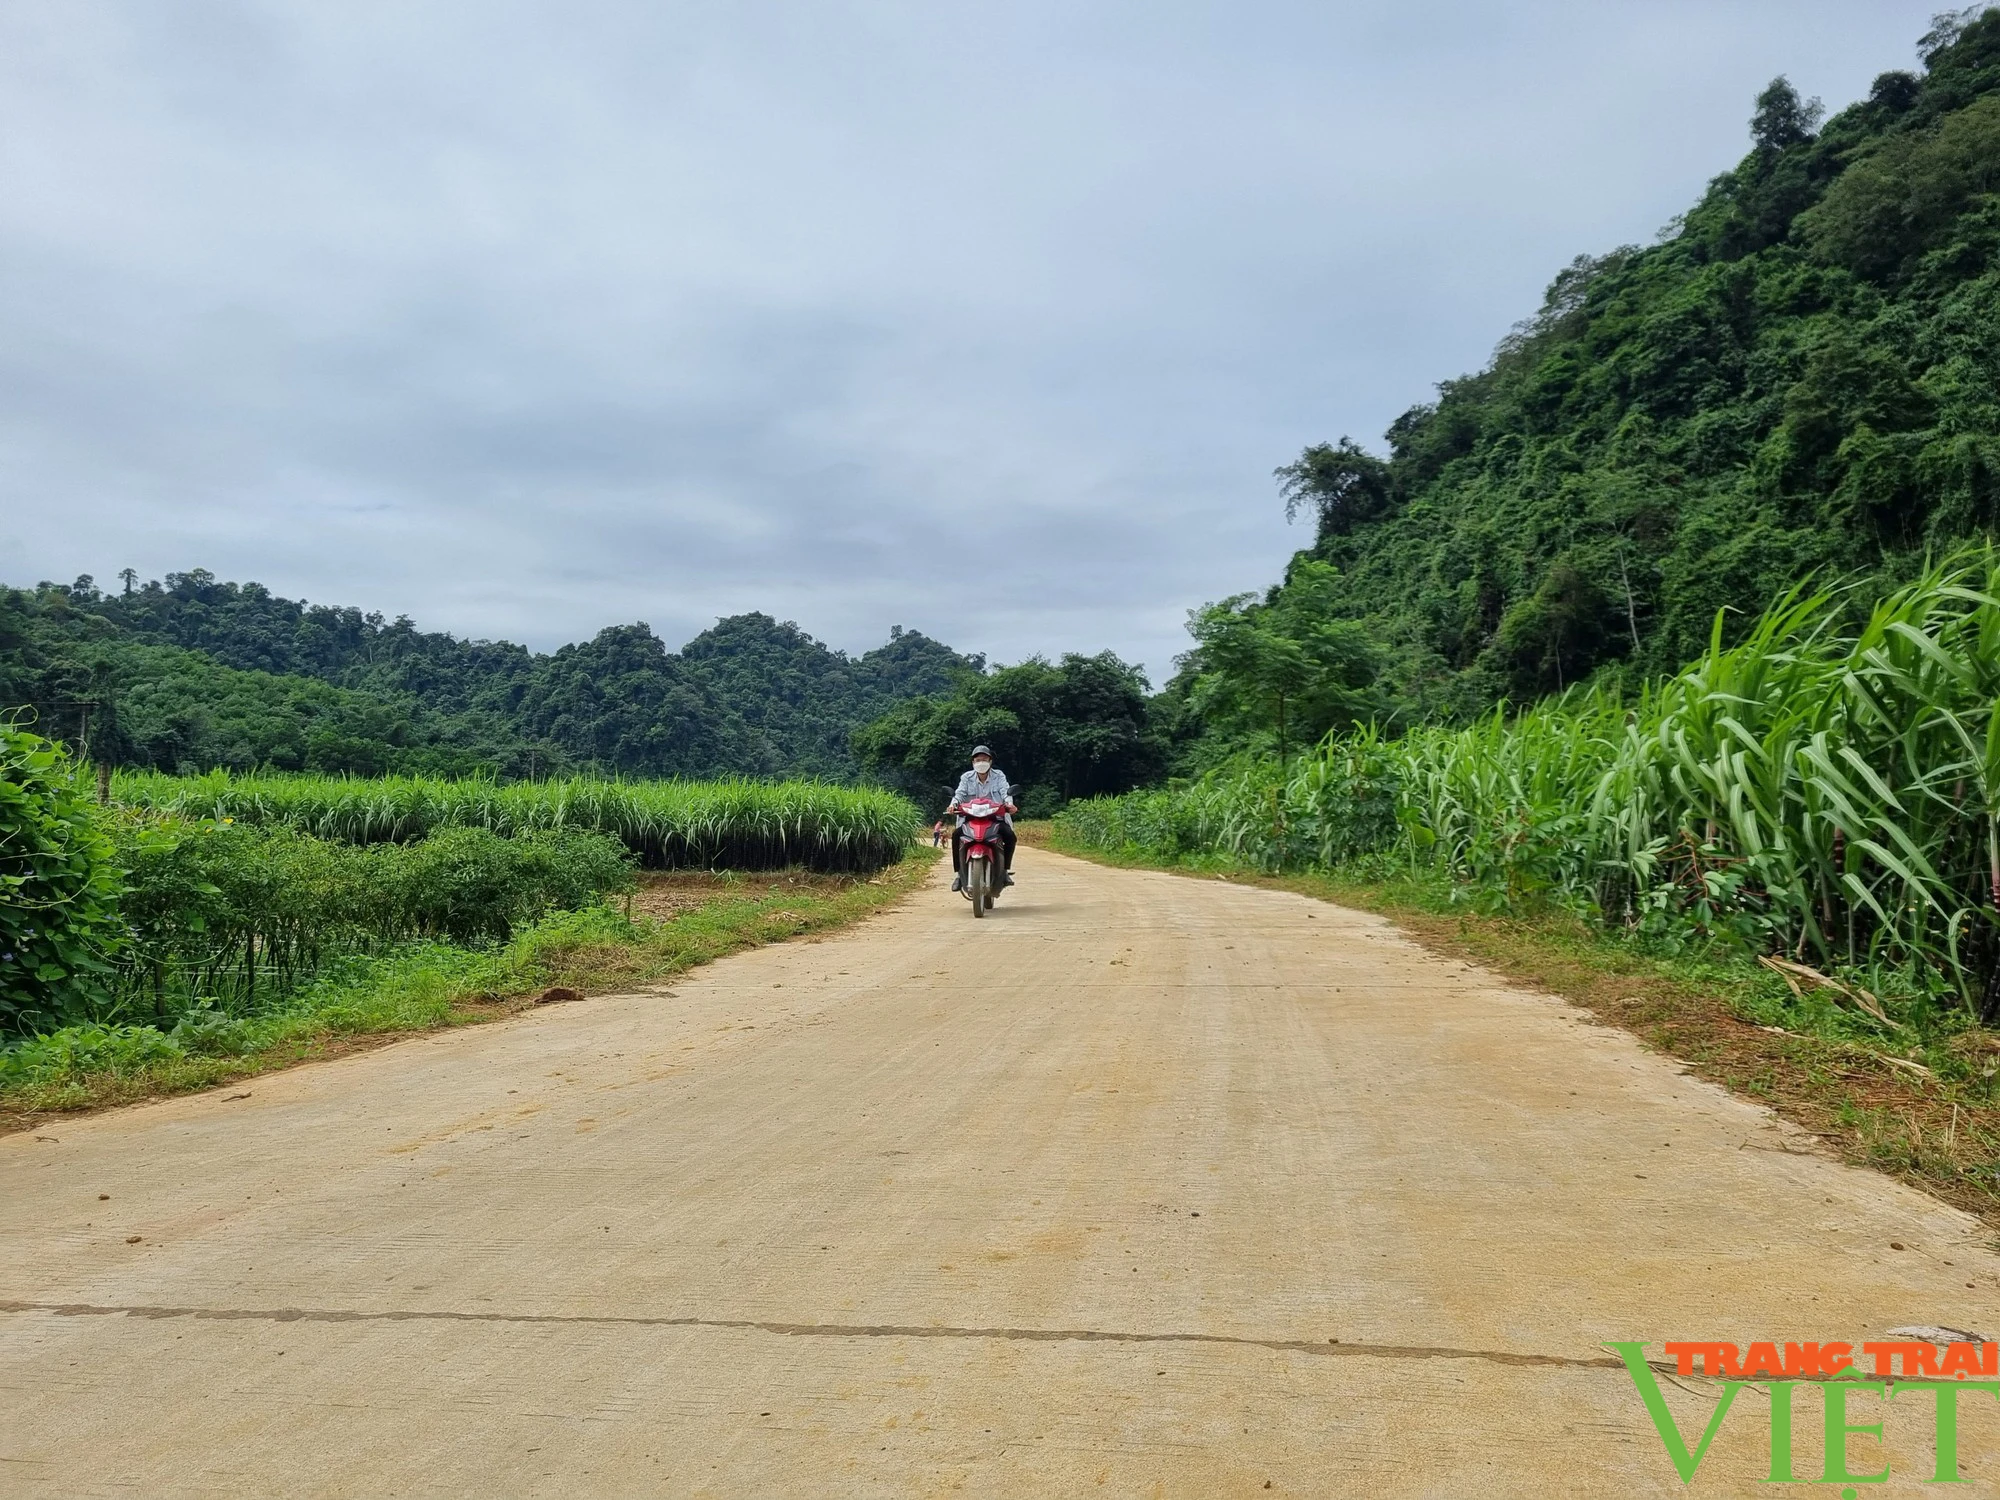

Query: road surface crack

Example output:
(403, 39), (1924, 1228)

(0, 1299), (1641, 1371)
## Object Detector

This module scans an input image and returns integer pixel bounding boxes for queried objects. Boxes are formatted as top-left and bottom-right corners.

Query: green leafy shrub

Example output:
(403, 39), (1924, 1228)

(0, 723), (124, 1034)
(381, 826), (635, 945)
(166, 1000), (260, 1056)
(100, 819), (636, 1027)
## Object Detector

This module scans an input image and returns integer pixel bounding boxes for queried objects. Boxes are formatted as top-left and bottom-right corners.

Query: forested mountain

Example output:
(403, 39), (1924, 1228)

(1173, 8), (2000, 756)
(0, 570), (978, 779)
(679, 613), (979, 774)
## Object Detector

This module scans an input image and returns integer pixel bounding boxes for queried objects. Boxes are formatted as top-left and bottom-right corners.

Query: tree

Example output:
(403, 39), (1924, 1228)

(1749, 76), (1823, 154)
(1276, 439), (1395, 540)
(854, 652), (1165, 814)
(1184, 561), (1383, 765)
(1869, 70), (1922, 113)
(1921, 6), (1987, 64)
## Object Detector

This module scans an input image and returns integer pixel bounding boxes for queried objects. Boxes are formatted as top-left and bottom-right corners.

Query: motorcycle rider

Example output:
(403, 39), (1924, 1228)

(947, 745), (1017, 891)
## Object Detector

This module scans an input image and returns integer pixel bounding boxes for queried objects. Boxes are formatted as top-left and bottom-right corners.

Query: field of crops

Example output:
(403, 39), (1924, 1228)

(1058, 550), (2000, 1018)
(4, 759), (920, 1044)
(111, 772), (919, 873)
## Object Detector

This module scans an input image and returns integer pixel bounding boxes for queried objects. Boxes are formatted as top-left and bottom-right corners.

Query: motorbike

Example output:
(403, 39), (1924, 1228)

(953, 796), (1013, 917)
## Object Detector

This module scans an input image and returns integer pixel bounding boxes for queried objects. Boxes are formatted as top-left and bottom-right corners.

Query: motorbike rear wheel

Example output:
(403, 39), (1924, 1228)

(967, 859), (988, 916)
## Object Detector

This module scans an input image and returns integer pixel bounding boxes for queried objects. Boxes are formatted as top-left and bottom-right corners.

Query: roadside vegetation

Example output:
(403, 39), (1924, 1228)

(1053, 553), (2000, 1224)
(109, 770), (916, 872)
(1, 730), (925, 1129)
(1063, 551), (2000, 1025)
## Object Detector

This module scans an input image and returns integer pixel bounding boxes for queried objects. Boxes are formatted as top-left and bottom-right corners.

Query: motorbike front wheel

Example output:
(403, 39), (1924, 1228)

(967, 859), (988, 916)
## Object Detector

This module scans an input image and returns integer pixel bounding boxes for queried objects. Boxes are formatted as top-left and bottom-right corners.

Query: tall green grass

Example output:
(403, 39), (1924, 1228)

(109, 772), (919, 873)
(1059, 549), (2000, 1018)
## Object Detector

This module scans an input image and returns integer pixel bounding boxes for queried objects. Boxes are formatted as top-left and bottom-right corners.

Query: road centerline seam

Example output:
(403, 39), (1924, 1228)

(0, 1298), (1640, 1372)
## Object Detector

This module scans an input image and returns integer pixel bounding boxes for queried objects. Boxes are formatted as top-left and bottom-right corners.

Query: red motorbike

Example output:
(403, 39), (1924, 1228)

(953, 796), (1013, 916)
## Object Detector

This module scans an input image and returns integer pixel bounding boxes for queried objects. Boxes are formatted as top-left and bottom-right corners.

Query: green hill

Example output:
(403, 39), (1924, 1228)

(0, 571), (979, 780)
(1179, 8), (2000, 752)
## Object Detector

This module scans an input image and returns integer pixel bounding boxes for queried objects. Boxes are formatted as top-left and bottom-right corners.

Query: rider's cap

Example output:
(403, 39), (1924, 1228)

(971, 745), (992, 757)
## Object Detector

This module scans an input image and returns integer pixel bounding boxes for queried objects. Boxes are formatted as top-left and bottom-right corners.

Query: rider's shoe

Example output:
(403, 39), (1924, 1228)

(1002, 871), (1015, 887)
(951, 873), (964, 892)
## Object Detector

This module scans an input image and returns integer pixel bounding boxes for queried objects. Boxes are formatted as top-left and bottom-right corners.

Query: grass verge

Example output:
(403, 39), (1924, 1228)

(1, 849), (938, 1135)
(1033, 825), (2000, 1232)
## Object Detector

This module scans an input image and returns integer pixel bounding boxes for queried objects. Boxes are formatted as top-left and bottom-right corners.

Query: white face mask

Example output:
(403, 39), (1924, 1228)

(972, 761), (991, 776)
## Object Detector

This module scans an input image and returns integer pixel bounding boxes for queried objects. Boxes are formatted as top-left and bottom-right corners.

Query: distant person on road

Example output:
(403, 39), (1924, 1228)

(930, 819), (947, 847)
(947, 745), (1017, 891)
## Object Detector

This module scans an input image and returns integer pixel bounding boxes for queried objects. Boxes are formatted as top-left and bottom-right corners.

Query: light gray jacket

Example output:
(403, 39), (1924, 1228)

(949, 768), (1014, 823)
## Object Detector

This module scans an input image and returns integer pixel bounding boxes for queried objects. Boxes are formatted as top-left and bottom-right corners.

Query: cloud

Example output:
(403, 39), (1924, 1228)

(0, 0), (1945, 682)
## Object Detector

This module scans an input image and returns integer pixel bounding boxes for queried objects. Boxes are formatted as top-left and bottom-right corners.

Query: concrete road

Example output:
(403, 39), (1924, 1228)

(5, 847), (2000, 1497)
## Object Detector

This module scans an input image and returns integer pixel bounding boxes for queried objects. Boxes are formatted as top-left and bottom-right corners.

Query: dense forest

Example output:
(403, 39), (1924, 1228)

(1169, 7), (2000, 763)
(0, 570), (979, 780)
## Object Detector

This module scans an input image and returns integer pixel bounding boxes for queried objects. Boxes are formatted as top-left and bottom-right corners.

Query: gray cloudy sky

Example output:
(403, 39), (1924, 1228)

(0, 1), (1947, 681)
